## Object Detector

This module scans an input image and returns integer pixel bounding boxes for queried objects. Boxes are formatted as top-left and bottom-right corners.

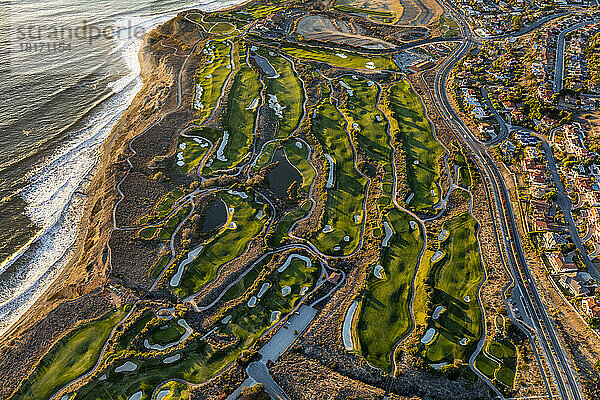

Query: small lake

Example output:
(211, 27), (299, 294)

(268, 148), (302, 198)
(250, 53), (278, 78)
(202, 198), (228, 232)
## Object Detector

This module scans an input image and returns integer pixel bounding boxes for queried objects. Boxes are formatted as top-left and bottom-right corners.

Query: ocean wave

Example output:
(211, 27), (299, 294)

(0, 0), (246, 336)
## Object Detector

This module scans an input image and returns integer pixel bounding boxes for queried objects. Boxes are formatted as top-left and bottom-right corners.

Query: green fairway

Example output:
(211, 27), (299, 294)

(13, 308), (126, 400)
(257, 50), (305, 138)
(385, 80), (444, 214)
(475, 353), (499, 379)
(146, 319), (186, 347)
(193, 39), (234, 124)
(356, 209), (422, 370)
(174, 191), (265, 298)
(310, 100), (367, 255)
(158, 206), (191, 242)
(268, 201), (312, 248)
(418, 213), (484, 364)
(283, 139), (315, 193)
(280, 43), (398, 71)
(208, 45), (261, 172)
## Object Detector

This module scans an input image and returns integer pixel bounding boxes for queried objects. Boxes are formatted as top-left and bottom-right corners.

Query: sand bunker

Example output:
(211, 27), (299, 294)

(421, 327), (436, 344)
(115, 361), (138, 373)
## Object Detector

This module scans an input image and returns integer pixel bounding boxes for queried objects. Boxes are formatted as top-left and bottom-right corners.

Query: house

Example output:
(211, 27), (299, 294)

(582, 297), (600, 318)
(547, 252), (578, 273)
(479, 123), (495, 136)
(559, 272), (591, 296)
(543, 232), (567, 250)
(328, 272), (341, 284)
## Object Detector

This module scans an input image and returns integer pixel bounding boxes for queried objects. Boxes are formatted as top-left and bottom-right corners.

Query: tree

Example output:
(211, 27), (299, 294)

(241, 383), (270, 400)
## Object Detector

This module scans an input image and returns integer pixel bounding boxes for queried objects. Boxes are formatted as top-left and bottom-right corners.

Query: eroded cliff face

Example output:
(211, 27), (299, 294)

(0, 16), (199, 397)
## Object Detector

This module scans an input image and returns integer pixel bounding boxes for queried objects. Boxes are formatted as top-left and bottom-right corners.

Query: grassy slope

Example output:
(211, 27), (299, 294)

(357, 209), (422, 370)
(258, 50), (305, 138)
(419, 213), (484, 363)
(280, 43), (398, 71)
(13, 308), (126, 400)
(175, 192), (264, 298)
(210, 45), (261, 172)
(311, 100), (367, 255)
(386, 80), (444, 214)
(194, 39), (234, 124)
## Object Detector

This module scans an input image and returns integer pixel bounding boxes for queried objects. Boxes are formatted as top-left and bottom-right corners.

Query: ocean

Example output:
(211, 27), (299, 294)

(0, 0), (242, 336)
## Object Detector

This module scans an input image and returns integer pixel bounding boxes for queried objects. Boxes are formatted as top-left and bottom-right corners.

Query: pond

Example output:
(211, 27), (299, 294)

(268, 148), (302, 198)
(202, 198), (228, 232)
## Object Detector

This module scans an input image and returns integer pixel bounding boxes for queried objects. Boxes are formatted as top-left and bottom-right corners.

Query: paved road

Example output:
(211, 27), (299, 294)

(247, 362), (290, 400)
(432, 2), (584, 398)
(554, 21), (595, 93)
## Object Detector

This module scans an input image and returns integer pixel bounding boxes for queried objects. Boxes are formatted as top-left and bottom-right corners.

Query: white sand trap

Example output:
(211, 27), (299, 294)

(246, 97), (260, 110)
(128, 391), (143, 400)
(340, 80), (354, 96)
(193, 84), (204, 110)
(281, 285), (292, 296)
(367, 80), (374, 87)
(336, 52), (348, 59)
(406, 192), (414, 204)
(228, 221), (237, 229)
(177, 152), (184, 160)
(413, 160), (419, 165)
(342, 301), (358, 350)
(115, 361), (138, 373)
(464, 295), (471, 302)
(229, 207), (234, 214)
(256, 209), (264, 219)
(365, 61), (375, 69)
(177, 161), (184, 167)
(352, 75), (358, 80)
(431, 250), (444, 263)
(352, 122), (360, 131)
(460, 338), (468, 346)
(257, 282), (271, 298)
(248, 296), (257, 307)
(216, 131), (229, 162)
(163, 353), (182, 364)
(99, 374), (107, 381)
(421, 328), (436, 344)
(270, 311), (281, 323)
(375, 115), (383, 122)
(268, 94), (286, 118)
(300, 286), (309, 295)
(61, 396), (69, 400)
(430, 189), (436, 196)
(171, 245), (203, 287)
(227, 190), (248, 199)
(295, 141), (303, 148)
(374, 264), (384, 279)
(278, 254), (311, 272)
(382, 221), (394, 247)
(157, 389), (171, 400)
(222, 315), (232, 324)
(354, 214), (361, 224)
(432, 305), (446, 320)
(323, 224), (333, 233)
(344, 235), (350, 242)
(179, 143), (186, 150)
(409, 221), (417, 230)
(334, 246), (341, 251)
(438, 229), (449, 241)
(324, 154), (335, 188)
(432, 362), (449, 370)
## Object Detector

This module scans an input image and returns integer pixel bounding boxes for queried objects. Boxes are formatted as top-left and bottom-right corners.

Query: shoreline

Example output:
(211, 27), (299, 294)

(0, 0), (252, 348)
